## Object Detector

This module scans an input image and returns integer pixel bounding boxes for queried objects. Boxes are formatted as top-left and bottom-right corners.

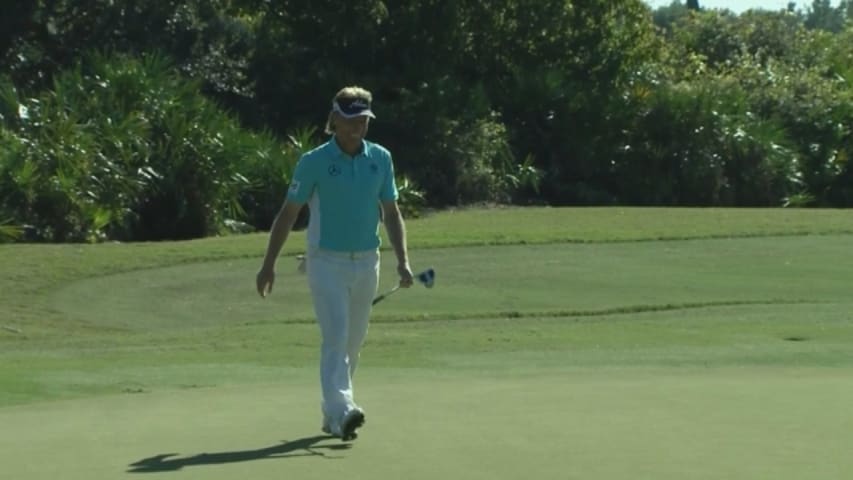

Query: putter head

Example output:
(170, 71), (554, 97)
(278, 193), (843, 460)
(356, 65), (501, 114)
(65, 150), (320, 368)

(416, 268), (435, 288)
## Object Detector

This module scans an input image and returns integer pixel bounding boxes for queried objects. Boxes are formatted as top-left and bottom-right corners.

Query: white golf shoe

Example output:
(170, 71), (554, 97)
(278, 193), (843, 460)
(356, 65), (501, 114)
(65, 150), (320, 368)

(322, 408), (365, 440)
(339, 408), (365, 441)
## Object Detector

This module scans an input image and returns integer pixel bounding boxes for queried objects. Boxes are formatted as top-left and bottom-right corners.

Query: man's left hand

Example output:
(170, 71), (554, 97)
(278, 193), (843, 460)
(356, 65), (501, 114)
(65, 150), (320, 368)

(397, 263), (414, 288)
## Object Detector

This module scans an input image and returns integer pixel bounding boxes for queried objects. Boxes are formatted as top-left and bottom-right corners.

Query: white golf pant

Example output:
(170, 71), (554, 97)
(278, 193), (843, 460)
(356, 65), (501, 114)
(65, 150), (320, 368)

(307, 248), (379, 430)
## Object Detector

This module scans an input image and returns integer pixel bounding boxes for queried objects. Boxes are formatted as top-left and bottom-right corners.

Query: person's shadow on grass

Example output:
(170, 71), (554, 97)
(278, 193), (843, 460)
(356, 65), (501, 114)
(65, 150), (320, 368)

(127, 435), (350, 472)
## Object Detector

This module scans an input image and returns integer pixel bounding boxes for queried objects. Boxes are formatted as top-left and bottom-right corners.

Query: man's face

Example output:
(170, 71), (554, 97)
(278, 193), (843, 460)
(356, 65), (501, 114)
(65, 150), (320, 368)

(335, 114), (370, 141)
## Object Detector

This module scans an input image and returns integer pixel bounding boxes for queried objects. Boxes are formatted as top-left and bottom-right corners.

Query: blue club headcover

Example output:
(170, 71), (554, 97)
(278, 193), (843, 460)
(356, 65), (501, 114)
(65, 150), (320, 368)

(417, 268), (435, 288)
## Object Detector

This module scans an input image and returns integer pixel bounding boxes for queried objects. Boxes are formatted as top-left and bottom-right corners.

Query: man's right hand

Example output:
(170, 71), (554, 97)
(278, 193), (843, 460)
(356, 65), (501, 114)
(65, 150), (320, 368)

(256, 266), (275, 298)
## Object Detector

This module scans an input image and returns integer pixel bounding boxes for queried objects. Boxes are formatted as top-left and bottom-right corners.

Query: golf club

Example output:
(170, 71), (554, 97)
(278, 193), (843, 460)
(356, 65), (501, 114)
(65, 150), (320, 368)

(372, 267), (435, 305)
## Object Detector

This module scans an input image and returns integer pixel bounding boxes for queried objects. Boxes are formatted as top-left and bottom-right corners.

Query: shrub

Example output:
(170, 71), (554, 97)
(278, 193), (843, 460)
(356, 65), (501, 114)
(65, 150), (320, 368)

(238, 126), (316, 231)
(0, 52), (298, 241)
(735, 50), (852, 206)
(394, 174), (427, 218)
(612, 74), (797, 206)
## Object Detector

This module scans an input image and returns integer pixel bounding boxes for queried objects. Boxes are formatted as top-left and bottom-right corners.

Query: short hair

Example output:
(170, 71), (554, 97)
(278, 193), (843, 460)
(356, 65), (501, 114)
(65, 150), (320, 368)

(324, 86), (373, 134)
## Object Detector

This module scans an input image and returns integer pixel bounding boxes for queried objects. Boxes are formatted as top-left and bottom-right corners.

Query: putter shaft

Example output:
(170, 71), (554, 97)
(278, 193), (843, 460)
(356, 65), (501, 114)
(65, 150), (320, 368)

(371, 267), (435, 306)
(372, 285), (400, 305)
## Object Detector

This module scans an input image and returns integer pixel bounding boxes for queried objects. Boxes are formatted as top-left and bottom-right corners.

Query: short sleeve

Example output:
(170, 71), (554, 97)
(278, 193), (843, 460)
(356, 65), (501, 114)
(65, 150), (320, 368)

(287, 155), (315, 203)
(379, 152), (398, 202)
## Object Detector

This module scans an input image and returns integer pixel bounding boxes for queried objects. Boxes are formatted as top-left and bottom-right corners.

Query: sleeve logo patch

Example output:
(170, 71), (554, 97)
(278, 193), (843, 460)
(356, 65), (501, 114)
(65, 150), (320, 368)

(288, 181), (301, 194)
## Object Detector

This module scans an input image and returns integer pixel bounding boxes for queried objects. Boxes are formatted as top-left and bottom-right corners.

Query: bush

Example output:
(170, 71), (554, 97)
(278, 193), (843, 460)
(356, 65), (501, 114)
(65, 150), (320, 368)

(612, 81), (724, 205)
(238, 126), (316, 231)
(735, 48), (852, 206)
(624, 12), (852, 207)
(376, 79), (537, 206)
(400, 113), (534, 206)
(612, 74), (797, 206)
(0, 52), (298, 242)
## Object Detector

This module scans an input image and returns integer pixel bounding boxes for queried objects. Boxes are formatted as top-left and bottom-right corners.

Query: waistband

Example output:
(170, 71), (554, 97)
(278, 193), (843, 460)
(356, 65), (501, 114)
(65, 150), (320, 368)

(308, 247), (378, 260)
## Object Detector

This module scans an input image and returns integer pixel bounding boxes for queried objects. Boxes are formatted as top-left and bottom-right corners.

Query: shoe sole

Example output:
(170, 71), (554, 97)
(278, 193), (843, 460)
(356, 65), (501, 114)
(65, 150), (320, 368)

(340, 410), (365, 441)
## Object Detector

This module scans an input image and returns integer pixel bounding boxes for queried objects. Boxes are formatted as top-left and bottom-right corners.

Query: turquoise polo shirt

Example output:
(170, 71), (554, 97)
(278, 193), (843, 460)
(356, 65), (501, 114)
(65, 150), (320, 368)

(287, 139), (398, 251)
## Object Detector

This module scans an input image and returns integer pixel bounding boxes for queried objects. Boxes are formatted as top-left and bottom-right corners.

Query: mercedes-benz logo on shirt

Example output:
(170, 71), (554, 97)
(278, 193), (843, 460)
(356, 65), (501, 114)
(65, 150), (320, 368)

(328, 164), (341, 176)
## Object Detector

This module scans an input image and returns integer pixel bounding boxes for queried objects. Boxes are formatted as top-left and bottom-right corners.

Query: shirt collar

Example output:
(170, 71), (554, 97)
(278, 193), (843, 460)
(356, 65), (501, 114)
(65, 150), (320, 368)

(328, 137), (368, 158)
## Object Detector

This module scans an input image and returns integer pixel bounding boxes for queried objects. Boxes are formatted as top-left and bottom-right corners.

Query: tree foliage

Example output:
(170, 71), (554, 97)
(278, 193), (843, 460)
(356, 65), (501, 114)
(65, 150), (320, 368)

(0, 0), (851, 242)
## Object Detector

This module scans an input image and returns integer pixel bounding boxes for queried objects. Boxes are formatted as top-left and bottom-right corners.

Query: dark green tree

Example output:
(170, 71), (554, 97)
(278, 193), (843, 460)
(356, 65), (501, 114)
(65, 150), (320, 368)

(0, 0), (257, 106)
(804, 0), (846, 32)
(653, 1), (691, 31)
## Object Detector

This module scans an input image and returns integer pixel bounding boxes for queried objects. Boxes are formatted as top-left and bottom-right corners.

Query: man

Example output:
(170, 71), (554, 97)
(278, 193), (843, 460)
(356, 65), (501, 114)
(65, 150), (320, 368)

(256, 86), (413, 441)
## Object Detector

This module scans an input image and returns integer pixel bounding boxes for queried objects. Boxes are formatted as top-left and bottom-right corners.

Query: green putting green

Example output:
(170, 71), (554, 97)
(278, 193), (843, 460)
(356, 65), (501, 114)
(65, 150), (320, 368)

(2, 368), (852, 480)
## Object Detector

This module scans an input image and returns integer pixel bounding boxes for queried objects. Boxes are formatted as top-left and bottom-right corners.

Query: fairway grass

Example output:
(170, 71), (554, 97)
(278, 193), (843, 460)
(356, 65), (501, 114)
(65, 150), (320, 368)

(48, 235), (853, 329)
(1, 207), (852, 479)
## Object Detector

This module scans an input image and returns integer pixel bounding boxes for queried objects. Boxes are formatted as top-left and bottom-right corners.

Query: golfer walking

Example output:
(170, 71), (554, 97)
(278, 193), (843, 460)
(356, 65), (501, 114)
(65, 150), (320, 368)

(256, 86), (413, 441)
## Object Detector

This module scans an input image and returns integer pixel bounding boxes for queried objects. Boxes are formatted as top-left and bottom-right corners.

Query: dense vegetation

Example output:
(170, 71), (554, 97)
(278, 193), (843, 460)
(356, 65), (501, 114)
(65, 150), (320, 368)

(0, 0), (851, 242)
